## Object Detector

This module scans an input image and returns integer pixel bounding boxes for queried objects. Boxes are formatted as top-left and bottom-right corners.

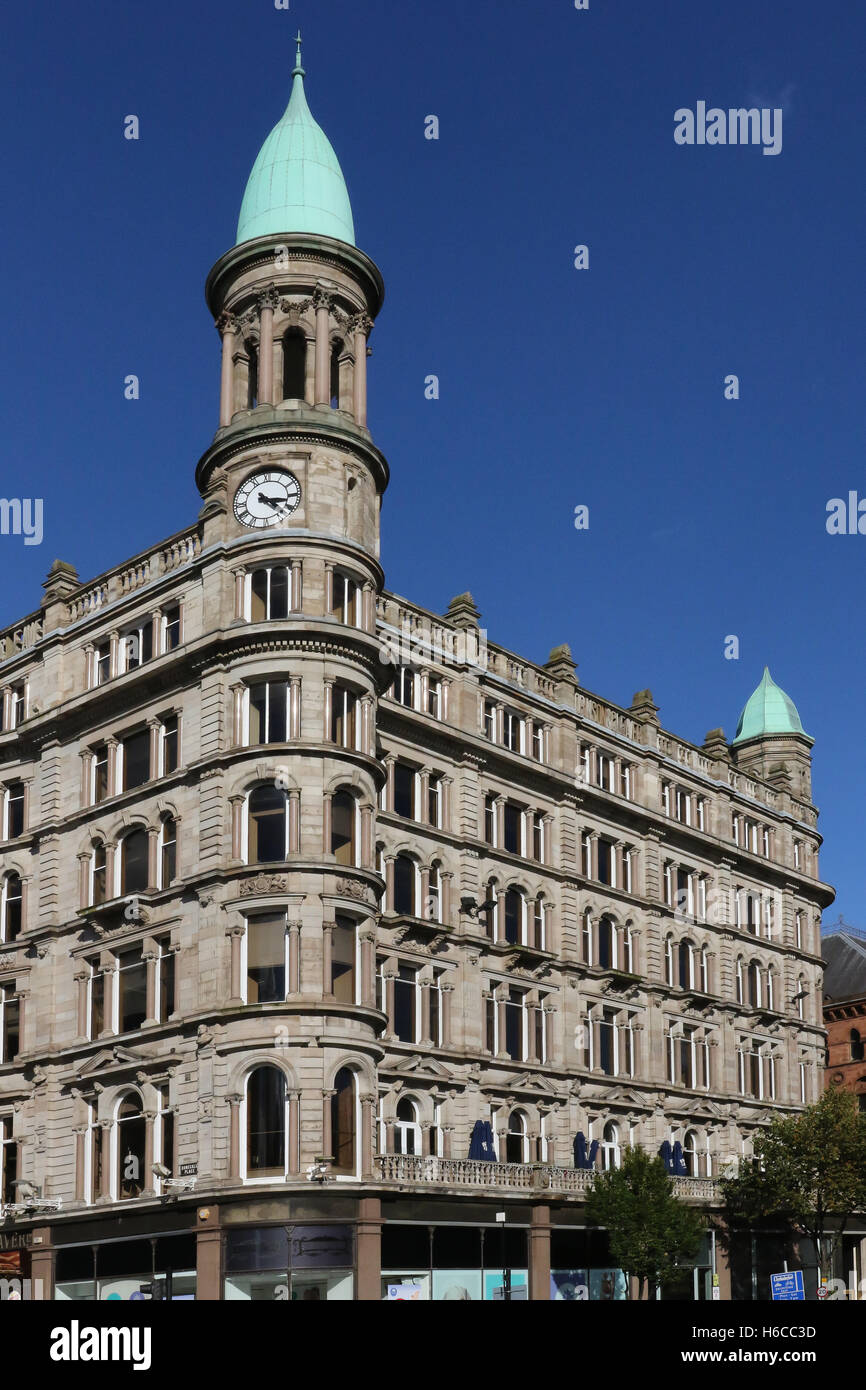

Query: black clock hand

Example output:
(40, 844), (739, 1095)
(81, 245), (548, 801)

(256, 492), (285, 509)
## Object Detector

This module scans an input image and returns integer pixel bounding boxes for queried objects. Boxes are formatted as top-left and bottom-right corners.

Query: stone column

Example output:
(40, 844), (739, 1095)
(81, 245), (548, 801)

(352, 314), (372, 427)
(142, 1111), (157, 1195)
(291, 561), (303, 612)
(99, 1122), (112, 1199)
(441, 982), (454, 1048)
(360, 803), (374, 867)
(314, 287), (332, 406)
(257, 289), (277, 405)
(321, 1090), (335, 1162)
(74, 970), (89, 1039)
(230, 796), (244, 860)
(227, 925), (245, 1005)
(497, 990), (509, 1059)
(360, 931), (375, 1007)
(323, 678), (334, 741)
(360, 1095), (376, 1179)
(322, 793), (333, 856)
(230, 683), (245, 746)
(384, 970), (396, 1037)
(143, 947), (158, 1027)
(288, 1092), (300, 1175)
(322, 922), (334, 997)
(288, 789), (300, 854)
(73, 1127), (87, 1203)
(99, 954), (115, 1037)
(233, 569), (246, 621)
(106, 737), (119, 798)
(384, 856), (395, 912)
(79, 750), (91, 807)
(146, 827), (160, 891)
(227, 1094), (243, 1179)
(218, 313), (237, 427)
(77, 852), (90, 911)
(288, 920), (301, 996)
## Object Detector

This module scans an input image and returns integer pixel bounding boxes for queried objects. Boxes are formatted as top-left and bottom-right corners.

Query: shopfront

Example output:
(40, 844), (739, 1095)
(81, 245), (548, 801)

(224, 1223), (354, 1300)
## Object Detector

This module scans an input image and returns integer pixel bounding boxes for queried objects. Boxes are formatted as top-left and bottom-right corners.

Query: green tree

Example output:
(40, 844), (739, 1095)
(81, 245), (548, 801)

(721, 1087), (866, 1286)
(585, 1146), (705, 1299)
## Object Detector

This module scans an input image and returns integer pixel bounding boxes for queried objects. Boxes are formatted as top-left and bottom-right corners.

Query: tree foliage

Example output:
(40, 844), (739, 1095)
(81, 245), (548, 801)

(721, 1087), (866, 1279)
(585, 1146), (705, 1298)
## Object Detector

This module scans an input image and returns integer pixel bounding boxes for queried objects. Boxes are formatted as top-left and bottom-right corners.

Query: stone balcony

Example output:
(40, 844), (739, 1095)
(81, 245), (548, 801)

(374, 1154), (719, 1203)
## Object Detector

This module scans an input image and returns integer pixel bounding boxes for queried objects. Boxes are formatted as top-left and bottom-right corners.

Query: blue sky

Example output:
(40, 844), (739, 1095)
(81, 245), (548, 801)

(0, 0), (863, 922)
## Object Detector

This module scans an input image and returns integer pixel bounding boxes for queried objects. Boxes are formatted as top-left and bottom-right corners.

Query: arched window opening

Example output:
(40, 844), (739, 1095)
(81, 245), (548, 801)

(247, 1066), (287, 1177)
(678, 939), (694, 990)
(598, 917), (615, 971)
(91, 842), (106, 906)
(601, 1121), (621, 1171)
(329, 341), (343, 408)
(504, 887), (523, 946)
(505, 1110), (528, 1165)
(120, 828), (148, 896)
(331, 915), (356, 1004)
(394, 855), (416, 917)
(395, 1098), (421, 1156)
(747, 960), (761, 1009)
(1, 874), (22, 943)
(331, 791), (356, 866)
(249, 785), (287, 863)
(282, 329), (306, 400)
(331, 1068), (356, 1174)
(683, 1129), (699, 1177)
(247, 345), (259, 409)
(852, 1029), (865, 1063)
(116, 1094), (146, 1200)
(160, 816), (177, 888)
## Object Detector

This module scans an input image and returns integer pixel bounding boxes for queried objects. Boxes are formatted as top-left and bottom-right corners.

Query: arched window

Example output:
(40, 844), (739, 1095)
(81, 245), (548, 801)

(427, 863), (441, 923)
(1, 873), (22, 942)
(120, 828), (148, 895)
(747, 960), (761, 1009)
(581, 913), (592, 965)
(329, 340), (343, 408)
(504, 887), (524, 946)
(852, 1029), (865, 1063)
(597, 917), (615, 971)
(246, 1066), (287, 1178)
(249, 785), (287, 863)
(797, 976), (807, 1021)
(282, 329), (306, 400)
(682, 1129), (699, 1177)
(116, 1093), (146, 1199)
(160, 816), (177, 888)
(395, 1098), (421, 1156)
(601, 1121), (621, 1171)
(90, 841), (106, 906)
(331, 915), (356, 1004)
(665, 935), (674, 986)
(394, 855), (416, 917)
(766, 968), (775, 1012)
(331, 791), (356, 866)
(678, 939), (694, 990)
(331, 1068), (356, 1174)
(485, 880), (498, 941)
(533, 898), (546, 951)
(246, 344), (258, 409)
(505, 1110), (529, 1165)
(736, 957), (744, 1004)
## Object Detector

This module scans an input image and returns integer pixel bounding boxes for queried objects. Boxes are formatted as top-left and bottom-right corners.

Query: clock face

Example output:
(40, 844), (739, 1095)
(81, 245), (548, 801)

(233, 469), (301, 529)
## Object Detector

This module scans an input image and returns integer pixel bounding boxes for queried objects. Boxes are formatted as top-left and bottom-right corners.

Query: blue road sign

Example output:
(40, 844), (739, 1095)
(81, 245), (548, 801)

(770, 1270), (805, 1301)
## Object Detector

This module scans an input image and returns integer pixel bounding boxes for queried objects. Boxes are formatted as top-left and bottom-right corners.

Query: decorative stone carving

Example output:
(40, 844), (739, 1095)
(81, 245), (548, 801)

(239, 874), (289, 897)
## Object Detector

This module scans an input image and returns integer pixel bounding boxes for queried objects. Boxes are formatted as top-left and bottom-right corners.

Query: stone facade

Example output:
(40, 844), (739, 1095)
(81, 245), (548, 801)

(0, 109), (836, 1304)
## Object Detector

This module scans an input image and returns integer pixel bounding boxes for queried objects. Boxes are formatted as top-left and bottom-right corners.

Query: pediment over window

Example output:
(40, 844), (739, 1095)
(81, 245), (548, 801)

(387, 1054), (455, 1081)
(506, 1072), (564, 1096)
(70, 1045), (181, 1083)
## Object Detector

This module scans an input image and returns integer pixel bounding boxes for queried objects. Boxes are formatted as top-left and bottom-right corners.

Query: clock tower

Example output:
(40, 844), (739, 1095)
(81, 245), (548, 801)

(195, 36), (389, 1178)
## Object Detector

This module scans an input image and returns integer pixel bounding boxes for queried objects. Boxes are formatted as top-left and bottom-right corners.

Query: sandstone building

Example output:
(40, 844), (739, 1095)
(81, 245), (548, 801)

(0, 43), (836, 1301)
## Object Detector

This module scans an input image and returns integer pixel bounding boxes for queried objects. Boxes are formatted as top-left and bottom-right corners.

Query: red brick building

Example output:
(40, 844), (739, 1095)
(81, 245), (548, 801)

(822, 921), (866, 1112)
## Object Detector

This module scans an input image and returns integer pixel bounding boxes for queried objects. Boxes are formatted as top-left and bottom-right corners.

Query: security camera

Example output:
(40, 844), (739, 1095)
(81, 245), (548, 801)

(151, 1163), (172, 1180)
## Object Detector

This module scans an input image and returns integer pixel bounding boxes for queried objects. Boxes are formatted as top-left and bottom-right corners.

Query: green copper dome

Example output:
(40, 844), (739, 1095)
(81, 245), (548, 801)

(236, 39), (355, 248)
(733, 668), (809, 745)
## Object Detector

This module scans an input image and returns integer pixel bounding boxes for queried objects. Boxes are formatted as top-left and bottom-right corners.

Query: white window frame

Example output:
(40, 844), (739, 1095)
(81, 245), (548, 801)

(117, 620), (153, 675)
(245, 566), (291, 622)
(240, 1068), (290, 1183)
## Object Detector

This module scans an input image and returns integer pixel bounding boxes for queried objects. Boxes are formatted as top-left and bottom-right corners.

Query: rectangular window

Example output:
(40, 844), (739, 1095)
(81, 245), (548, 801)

(246, 913), (287, 1004)
(532, 725), (544, 761)
(597, 839), (613, 887)
(394, 965), (418, 1043)
(599, 1008), (616, 1076)
(505, 988), (525, 1060)
(162, 604), (181, 652)
(485, 994), (497, 1053)
(534, 1004), (546, 1065)
(10, 683), (26, 728)
(394, 668), (415, 709)
(121, 730), (150, 791)
(394, 763), (415, 819)
(429, 973), (442, 1046)
(250, 682), (289, 745)
(1, 1117), (18, 1206)
(581, 834), (591, 877)
(161, 715), (180, 774)
(483, 700), (496, 741)
(331, 687), (357, 749)
(795, 911), (803, 950)
(622, 849), (632, 894)
(93, 744), (109, 803)
(88, 963), (105, 1038)
(331, 571), (358, 625)
(119, 621), (153, 673)
(762, 827), (770, 857)
(533, 814), (545, 863)
(95, 641), (111, 686)
(427, 676), (442, 720)
(250, 567), (289, 621)
(696, 798), (705, 831)
(157, 939), (175, 1021)
(662, 783), (671, 816)
(331, 916), (356, 1004)
(117, 947), (147, 1032)
(5, 783), (25, 839)
(484, 795), (496, 846)
(428, 774), (442, 827)
(0, 985), (20, 1063)
(503, 709), (523, 753)
(503, 803), (522, 855)
(794, 841), (801, 869)
(620, 763), (632, 799)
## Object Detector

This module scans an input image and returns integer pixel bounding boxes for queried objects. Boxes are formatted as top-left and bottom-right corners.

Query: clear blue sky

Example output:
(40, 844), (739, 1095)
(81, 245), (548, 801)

(1, 0), (863, 923)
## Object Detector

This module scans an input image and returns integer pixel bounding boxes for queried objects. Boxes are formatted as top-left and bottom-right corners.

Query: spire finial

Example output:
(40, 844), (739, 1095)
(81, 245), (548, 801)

(293, 30), (305, 77)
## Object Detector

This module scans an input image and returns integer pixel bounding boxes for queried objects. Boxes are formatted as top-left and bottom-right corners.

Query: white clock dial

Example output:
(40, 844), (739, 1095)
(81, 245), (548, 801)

(233, 469), (302, 528)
